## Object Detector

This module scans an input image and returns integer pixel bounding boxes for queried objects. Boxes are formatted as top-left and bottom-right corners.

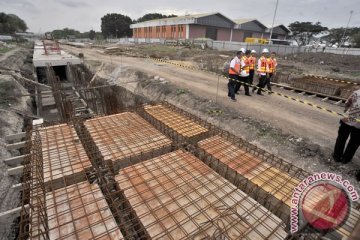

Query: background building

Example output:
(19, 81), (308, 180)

(131, 12), (290, 42)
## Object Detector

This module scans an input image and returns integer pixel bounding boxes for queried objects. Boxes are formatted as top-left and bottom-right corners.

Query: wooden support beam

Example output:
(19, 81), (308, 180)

(7, 165), (24, 176)
(0, 205), (29, 222)
(6, 141), (26, 151)
(11, 183), (23, 191)
(334, 100), (344, 105)
(5, 132), (26, 141)
(4, 154), (28, 166)
(322, 97), (329, 102)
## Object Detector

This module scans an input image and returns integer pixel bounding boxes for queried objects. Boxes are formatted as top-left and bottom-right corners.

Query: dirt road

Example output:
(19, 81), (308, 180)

(65, 45), (344, 144)
(64, 44), (360, 191)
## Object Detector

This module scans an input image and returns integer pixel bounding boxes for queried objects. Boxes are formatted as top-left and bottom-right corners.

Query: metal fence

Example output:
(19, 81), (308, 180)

(113, 38), (360, 56)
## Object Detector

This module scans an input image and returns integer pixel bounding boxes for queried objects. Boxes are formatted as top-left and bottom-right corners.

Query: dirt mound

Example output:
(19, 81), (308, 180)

(286, 52), (360, 72)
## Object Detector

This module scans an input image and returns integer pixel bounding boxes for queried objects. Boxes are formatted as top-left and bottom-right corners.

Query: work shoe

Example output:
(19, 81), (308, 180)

(231, 98), (237, 102)
(245, 94), (251, 96)
(257, 93), (264, 96)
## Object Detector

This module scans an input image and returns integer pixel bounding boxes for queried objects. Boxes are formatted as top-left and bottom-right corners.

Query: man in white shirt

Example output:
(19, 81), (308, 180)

(235, 50), (251, 96)
(333, 88), (360, 164)
(228, 51), (242, 101)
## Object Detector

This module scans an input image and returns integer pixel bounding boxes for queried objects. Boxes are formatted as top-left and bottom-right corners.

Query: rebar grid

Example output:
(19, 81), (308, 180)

(139, 102), (309, 179)
(137, 102), (360, 239)
(111, 149), (287, 239)
(37, 123), (92, 189)
(83, 112), (172, 168)
(142, 104), (209, 142)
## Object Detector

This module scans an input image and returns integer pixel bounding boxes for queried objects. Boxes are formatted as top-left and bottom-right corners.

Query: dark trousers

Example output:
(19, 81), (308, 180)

(238, 76), (250, 95)
(333, 121), (360, 163)
(254, 75), (267, 94)
(249, 70), (255, 85)
(228, 74), (238, 100)
(266, 73), (273, 91)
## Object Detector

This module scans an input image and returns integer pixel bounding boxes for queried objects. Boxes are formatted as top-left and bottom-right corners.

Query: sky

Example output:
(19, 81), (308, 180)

(1, 0), (359, 33)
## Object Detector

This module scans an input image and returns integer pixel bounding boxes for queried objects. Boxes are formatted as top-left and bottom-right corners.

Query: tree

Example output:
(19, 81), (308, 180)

(0, 12), (27, 34)
(101, 13), (132, 38)
(136, 13), (177, 23)
(288, 21), (328, 46)
(352, 33), (360, 48)
(89, 30), (96, 40)
(52, 28), (81, 39)
(323, 27), (360, 46)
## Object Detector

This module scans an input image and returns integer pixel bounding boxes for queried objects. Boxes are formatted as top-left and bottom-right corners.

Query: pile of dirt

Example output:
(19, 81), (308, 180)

(285, 52), (360, 72)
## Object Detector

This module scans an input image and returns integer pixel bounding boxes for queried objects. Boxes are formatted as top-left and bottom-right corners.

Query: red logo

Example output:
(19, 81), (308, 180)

(301, 183), (350, 231)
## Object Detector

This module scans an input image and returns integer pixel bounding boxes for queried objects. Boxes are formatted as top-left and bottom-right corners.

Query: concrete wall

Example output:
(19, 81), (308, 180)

(133, 24), (186, 40)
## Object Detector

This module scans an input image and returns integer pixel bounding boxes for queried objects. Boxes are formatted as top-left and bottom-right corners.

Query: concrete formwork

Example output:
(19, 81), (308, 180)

(143, 104), (209, 142)
(84, 112), (172, 168)
(115, 149), (287, 239)
(30, 181), (123, 239)
(38, 124), (92, 189)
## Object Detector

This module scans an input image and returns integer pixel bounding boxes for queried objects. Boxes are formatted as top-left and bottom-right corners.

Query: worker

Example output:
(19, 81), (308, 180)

(265, 52), (276, 94)
(249, 50), (257, 86)
(234, 48), (245, 94)
(228, 51), (242, 101)
(235, 49), (251, 96)
(252, 48), (269, 95)
(333, 88), (360, 164)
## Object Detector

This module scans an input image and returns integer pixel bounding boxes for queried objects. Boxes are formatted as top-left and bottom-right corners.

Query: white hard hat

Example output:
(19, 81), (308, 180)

(262, 48), (269, 53)
(251, 50), (256, 53)
(239, 48), (246, 53)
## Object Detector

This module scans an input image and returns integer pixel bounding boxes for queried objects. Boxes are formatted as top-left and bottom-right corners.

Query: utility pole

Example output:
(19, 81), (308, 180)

(269, 0), (279, 44)
(340, 10), (353, 48)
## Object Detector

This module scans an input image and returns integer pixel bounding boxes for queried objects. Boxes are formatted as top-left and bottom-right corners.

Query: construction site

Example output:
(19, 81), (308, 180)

(0, 37), (360, 240)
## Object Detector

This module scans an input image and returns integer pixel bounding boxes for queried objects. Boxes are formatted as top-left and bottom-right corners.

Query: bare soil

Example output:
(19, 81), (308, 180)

(63, 44), (360, 194)
(0, 47), (32, 240)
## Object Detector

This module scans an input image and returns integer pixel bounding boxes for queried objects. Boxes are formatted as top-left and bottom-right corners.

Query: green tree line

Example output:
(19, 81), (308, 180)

(0, 12), (27, 34)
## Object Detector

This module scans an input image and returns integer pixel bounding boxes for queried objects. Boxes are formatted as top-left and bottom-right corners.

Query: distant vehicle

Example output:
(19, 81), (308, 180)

(245, 37), (269, 44)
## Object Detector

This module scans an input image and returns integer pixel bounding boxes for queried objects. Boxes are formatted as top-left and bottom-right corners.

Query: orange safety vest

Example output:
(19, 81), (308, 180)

(242, 56), (250, 74)
(229, 58), (241, 75)
(258, 56), (267, 74)
(249, 56), (256, 70)
(266, 57), (273, 73)
(272, 58), (277, 73)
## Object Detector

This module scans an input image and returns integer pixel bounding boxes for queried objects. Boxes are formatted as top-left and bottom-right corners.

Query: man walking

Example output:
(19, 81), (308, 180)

(265, 51), (276, 94)
(253, 48), (269, 95)
(249, 50), (257, 86)
(234, 48), (245, 94)
(228, 51), (242, 101)
(333, 88), (360, 164)
(236, 50), (251, 96)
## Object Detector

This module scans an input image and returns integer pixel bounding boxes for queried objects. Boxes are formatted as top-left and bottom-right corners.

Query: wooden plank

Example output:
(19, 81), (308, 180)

(0, 205), (29, 221)
(4, 154), (28, 166)
(7, 165), (24, 176)
(5, 132), (26, 141)
(6, 141), (26, 150)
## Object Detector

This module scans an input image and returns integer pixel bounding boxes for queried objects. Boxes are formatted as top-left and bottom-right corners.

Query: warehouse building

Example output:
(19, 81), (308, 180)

(131, 13), (235, 41)
(130, 12), (290, 42)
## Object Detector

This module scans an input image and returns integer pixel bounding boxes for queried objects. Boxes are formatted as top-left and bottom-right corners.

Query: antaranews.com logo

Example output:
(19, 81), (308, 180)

(291, 172), (359, 233)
